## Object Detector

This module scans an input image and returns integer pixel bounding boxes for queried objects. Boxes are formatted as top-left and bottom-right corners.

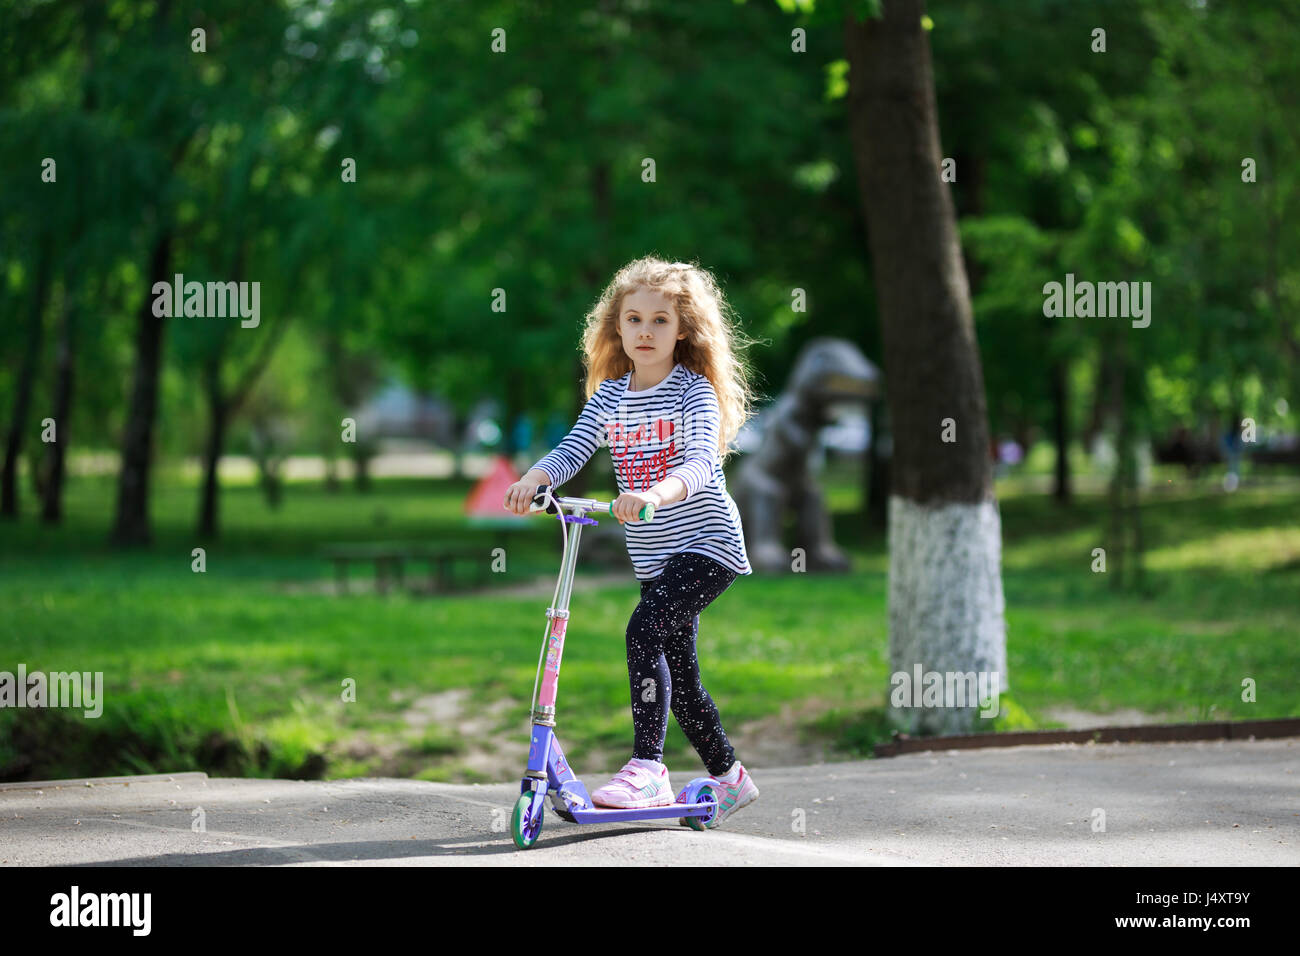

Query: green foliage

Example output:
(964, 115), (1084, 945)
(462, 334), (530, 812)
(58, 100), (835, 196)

(937, 0), (1297, 447)
(5, 0), (1291, 519)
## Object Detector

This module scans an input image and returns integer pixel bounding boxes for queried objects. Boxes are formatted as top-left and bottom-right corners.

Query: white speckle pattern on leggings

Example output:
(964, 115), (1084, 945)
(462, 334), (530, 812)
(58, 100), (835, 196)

(623, 550), (740, 777)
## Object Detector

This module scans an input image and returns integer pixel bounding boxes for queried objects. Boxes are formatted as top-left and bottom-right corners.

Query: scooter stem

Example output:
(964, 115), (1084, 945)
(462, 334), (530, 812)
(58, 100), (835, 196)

(526, 485), (654, 728)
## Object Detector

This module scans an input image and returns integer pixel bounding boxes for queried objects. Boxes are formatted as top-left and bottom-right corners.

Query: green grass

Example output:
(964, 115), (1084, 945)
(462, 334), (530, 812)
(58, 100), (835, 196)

(1, 462), (1296, 783)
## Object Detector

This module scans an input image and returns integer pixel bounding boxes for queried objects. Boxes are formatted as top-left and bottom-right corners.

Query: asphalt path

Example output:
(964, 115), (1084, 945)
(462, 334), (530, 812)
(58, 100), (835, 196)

(2, 737), (1295, 866)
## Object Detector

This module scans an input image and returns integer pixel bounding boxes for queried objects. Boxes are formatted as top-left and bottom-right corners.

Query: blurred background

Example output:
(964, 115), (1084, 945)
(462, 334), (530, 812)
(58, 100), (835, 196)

(1, 0), (1297, 783)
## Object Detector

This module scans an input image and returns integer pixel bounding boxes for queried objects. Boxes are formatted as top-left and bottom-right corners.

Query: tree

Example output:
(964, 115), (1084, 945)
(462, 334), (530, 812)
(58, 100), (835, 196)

(104, 1), (208, 546)
(0, 233), (50, 519)
(843, 0), (1006, 734)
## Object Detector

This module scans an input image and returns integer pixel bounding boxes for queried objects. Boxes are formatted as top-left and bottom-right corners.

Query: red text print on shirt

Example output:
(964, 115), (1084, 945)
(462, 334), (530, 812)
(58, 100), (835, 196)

(607, 418), (677, 492)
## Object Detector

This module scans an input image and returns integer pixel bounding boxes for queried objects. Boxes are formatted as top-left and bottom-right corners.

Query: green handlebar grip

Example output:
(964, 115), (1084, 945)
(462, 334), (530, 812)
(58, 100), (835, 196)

(608, 501), (655, 522)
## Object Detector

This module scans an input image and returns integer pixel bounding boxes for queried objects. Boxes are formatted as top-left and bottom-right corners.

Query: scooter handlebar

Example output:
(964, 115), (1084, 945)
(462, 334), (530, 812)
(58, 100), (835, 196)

(528, 484), (559, 515)
(529, 484), (654, 522)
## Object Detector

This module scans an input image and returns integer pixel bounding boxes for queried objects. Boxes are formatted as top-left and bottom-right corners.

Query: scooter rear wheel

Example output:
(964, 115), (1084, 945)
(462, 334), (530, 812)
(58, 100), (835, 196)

(511, 792), (544, 849)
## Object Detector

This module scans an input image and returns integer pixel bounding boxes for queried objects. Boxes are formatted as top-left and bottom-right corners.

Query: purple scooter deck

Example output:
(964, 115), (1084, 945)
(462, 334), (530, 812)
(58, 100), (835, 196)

(567, 802), (713, 823)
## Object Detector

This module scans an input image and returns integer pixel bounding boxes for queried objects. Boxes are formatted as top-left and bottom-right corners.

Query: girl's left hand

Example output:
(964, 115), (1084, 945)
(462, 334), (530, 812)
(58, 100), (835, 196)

(613, 491), (661, 524)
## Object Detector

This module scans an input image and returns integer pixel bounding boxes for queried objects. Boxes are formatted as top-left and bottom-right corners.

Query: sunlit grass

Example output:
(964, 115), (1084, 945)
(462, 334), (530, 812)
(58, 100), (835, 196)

(2, 465), (1296, 782)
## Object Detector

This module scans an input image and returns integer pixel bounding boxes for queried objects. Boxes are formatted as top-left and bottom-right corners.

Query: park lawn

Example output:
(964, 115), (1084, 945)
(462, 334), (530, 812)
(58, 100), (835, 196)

(1, 466), (1297, 783)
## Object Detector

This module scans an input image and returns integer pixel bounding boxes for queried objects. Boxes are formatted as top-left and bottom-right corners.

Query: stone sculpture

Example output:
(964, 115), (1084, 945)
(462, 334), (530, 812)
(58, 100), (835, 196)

(729, 337), (880, 573)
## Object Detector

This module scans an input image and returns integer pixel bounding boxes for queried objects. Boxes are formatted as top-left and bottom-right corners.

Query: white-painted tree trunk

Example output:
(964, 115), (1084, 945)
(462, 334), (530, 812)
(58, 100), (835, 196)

(887, 495), (1008, 735)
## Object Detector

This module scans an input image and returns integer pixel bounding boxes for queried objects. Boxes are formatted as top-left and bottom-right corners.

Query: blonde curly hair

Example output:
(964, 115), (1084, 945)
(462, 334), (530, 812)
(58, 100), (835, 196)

(578, 256), (762, 467)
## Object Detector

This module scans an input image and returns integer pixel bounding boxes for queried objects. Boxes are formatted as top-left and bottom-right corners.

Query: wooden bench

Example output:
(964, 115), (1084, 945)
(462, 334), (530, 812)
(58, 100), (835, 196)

(320, 543), (491, 595)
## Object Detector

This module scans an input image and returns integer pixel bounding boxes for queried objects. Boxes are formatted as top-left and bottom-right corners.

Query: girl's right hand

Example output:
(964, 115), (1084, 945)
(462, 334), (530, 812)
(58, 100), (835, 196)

(503, 480), (543, 515)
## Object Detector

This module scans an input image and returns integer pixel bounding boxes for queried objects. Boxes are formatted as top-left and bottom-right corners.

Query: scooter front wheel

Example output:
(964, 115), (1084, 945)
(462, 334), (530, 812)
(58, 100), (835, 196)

(511, 792), (545, 849)
(685, 783), (719, 831)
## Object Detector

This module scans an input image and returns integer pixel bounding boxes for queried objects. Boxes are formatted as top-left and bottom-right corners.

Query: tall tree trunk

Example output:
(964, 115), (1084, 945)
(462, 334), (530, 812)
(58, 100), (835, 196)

(323, 447), (340, 492)
(39, 11), (102, 525)
(352, 443), (372, 492)
(253, 433), (282, 509)
(1103, 332), (1145, 591)
(1, 237), (53, 518)
(40, 288), (77, 523)
(845, 0), (1007, 735)
(1083, 344), (1113, 455)
(1051, 359), (1071, 504)
(111, 232), (172, 546)
(194, 248), (288, 536)
(1117, 339), (1143, 590)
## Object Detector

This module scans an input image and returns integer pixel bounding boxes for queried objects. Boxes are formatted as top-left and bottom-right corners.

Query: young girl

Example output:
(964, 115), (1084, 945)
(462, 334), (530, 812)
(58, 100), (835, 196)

(503, 256), (762, 827)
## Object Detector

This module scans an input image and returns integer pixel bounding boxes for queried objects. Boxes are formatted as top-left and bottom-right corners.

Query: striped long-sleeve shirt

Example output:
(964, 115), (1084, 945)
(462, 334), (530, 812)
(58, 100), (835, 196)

(528, 363), (752, 581)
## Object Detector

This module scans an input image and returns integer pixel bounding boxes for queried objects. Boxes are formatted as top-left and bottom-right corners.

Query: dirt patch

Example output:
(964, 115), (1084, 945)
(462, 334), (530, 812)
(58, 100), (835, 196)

(403, 690), (520, 739)
(724, 699), (841, 769)
(402, 689), (474, 728)
(334, 692), (527, 782)
(332, 690), (837, 784)
(337, 698), (1179, 783)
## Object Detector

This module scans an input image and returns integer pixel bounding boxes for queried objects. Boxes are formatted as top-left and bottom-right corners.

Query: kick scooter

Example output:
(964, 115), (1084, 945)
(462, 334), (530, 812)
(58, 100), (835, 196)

(510, 483), (724, 849)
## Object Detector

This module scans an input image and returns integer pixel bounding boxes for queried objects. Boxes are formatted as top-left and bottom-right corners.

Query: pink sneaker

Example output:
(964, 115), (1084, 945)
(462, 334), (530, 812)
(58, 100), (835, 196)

(591, 758), (675, 809)
(679, 761), (759, 828)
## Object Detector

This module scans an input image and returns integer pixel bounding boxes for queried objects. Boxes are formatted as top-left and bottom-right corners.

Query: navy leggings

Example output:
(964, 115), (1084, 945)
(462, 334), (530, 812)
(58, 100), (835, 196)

(626, 551), (739, 777)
